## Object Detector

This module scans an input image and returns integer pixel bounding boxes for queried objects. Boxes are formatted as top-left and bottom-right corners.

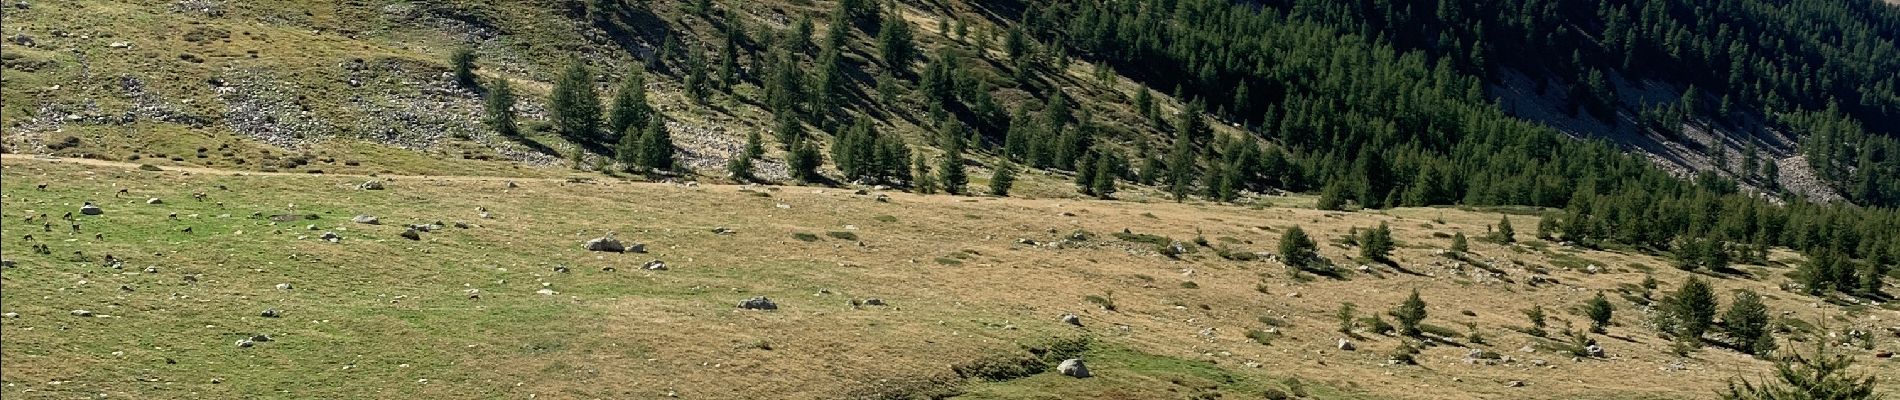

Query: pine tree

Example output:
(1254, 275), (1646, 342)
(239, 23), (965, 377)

(1664, 277), (1719, 348)
(718, 27), (741, 90)
(813, 41), (845, 115)
(484, 78), (518, 137)
(763, 112), (800, 150)
(744, 130), (764, 159)
(1524, 305), (1549, 337)
(788, 139), (823, 183)
(614, 119), (641, 168)
(989, 163), (1016, 196)
(684, 45), (711, 103)
(451, 47), (478, 89)
(913, 154), (937, 194)
(1090, 155), (1116, 199)
(1719, 343), (1882, 400)
(1317, 181), (1349, 210)
(1135, 88), (1155, 124)
(1450, 232), (1469, 253)
(1336, 303), (1358, 334)
(1724, 290), (1774, 356)
(635, 118), (674, 171)
(726, 152), (755, 181)
(1586, 292), (1614, 333)
(1392, 289), (1427, 337)
(1361, 222), (1394, 261)
(1278, 226), (1319, 268)
(876, 16), (915, 74)
(606, 66), (652, 140)
(1074, 151), (1097, 195)
(1493, 215), (1516, 243)
(1045, 89), (1073, 130)
(1167, 137), (1195, 202)
(550, 60), (603, 143)
(938, 129), (968, 195)
(763, 49), (804, 118)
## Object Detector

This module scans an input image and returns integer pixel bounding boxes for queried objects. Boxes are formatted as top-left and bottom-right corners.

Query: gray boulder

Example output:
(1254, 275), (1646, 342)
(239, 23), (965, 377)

(399, 228), (421, 240)
(352, 215), (379, 225)
(1057, 358), (1091, 378)
(80, 203), (103, 215)
(1061, 313), (1082, 327)
(738, 296), (778, 310)
(358, 180), (385, 190)
(1337, 338), (1356, 351)
(584, 236), (625, 252)
(146, 197), (163, 204)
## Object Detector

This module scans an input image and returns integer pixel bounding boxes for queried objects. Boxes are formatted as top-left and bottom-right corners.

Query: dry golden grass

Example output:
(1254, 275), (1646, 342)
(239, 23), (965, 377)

(1, 156), (1894, 399)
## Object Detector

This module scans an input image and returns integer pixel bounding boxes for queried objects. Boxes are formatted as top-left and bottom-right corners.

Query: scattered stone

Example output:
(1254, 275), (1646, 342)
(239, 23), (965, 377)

(1062, 313), (1082, 327)
(351, 215), (379, 225)
(465, 289), (481, 299)
(712, 227), (735, 235)
(505, 181), (519, 189)
(583, 235), (625, 252)
(260, 308), (282, 318)
(235, 339), (254, 348)
(1, 312), (16, 318)
(552, 266), (569, 274)
(80, 203), (103, 215)
(1057, 359), (1091, 378)
(321, 231), (340, 242)
(535, 288), (556, 295)
(146, 198), (163, 204)
(358, 180), (385, 190)
(1530, 359), (1549, 367)
(1505, 380), (1525, 388)
(143, 266), (158, 273)
(642, 260), (667, 270)
(71, 309), (94, 317)
(738, 296), (778, 310)
(275, 283), (292, 290)
(399, 228), (420, 241)
(1336, 338), (1356, 351)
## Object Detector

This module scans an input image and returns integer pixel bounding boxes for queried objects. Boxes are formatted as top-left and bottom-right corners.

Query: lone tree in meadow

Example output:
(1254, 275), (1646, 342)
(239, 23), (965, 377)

(1492, 215), (1516, 243)
(1360, 222), (1394, 261)
(1278, 226), (1319, 268)
(1585, 292), (1614, 333)
(1391, 289), (1428, 336)
(1663, 277), (1719, 349)
(989, 162), (1016, 197)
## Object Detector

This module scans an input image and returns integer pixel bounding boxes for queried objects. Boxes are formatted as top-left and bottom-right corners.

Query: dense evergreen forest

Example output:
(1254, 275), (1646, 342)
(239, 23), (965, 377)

(1005, 0), (1897, 295)
(529, 0), (1895, 298)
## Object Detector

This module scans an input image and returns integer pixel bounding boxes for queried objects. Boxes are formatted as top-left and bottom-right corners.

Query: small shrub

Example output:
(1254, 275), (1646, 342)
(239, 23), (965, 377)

(792, 232), (820, 242)
(1245, 329), (1280, 345)
(1179, 281), (1199, 289)
(1362, 316), (1395, 335)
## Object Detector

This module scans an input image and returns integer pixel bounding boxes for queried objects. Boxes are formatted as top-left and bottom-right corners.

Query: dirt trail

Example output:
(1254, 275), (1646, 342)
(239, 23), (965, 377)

(2, 153), (588, 184)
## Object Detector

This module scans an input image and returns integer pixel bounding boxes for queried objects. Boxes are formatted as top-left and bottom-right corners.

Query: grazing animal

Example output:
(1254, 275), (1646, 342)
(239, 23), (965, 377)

(35, 183), (46, 190)
(116, 188), (129, 197)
